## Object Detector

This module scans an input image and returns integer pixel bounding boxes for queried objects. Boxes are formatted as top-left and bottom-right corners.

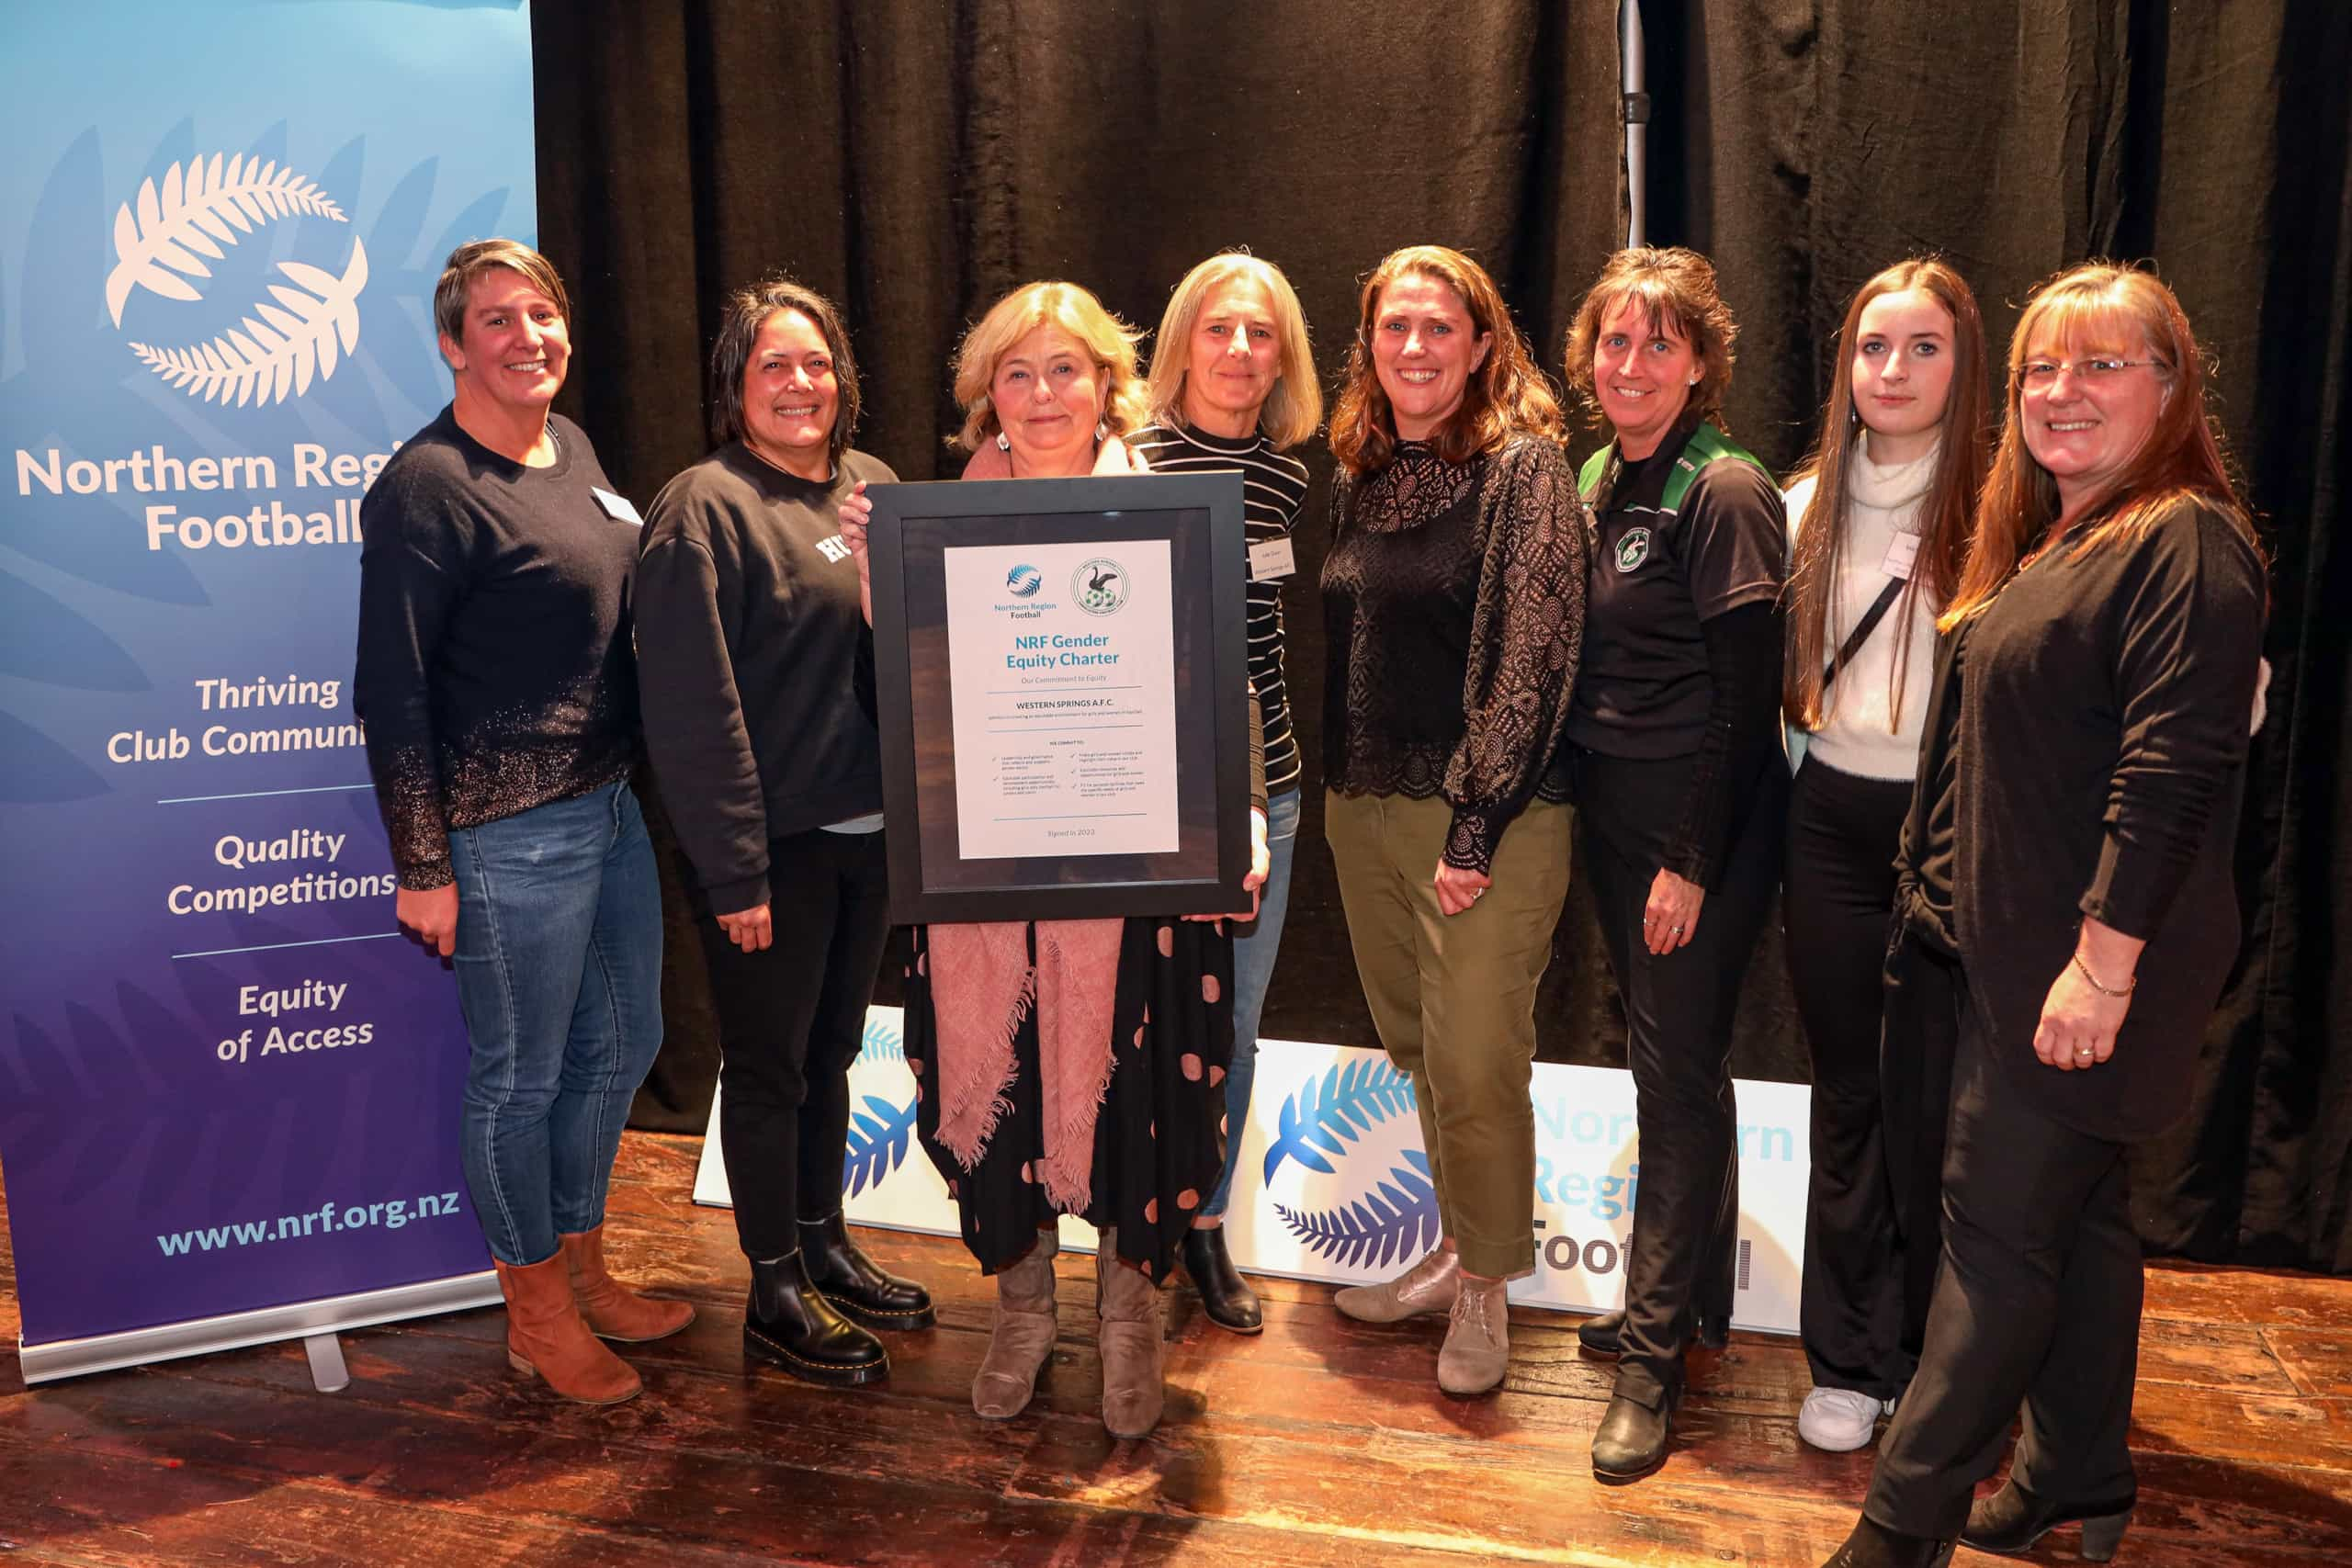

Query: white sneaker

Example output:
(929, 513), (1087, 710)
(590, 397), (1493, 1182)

(1798, 1386), (1891, 1451)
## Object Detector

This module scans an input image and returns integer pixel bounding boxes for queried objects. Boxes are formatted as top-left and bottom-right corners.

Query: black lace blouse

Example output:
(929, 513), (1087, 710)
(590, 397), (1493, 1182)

(1319, 435), (1589, 874)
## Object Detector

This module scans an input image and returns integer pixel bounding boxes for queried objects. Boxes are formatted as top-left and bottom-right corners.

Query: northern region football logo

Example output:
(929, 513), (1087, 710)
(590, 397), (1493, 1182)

(106, 152), (367, 409)
(1614, 526), (1652, 573)
(1005, 563), (1043, 597)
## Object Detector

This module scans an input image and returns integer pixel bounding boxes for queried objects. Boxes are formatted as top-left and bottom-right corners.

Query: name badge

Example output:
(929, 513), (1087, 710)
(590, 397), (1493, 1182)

(593, 487), (642, 526)
(1882, 532), (1920, 581)
(1248, 536), (1297, 581)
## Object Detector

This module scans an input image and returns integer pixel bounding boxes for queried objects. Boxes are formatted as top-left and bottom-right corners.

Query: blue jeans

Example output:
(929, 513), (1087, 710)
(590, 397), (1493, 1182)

(1204, 787), (1299, 1217)
(447, 781), (664, 1265)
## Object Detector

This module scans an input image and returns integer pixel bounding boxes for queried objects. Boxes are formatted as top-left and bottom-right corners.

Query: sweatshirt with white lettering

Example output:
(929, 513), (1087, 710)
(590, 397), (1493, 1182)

(634, 444), (896, 916)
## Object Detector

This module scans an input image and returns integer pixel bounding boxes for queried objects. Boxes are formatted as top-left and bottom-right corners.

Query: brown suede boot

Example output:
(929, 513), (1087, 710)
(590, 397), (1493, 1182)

(1095, 1227), (1166, 1439)
(495, 1254), (640, 1404)
(561, 1226), (694, 1343)
(972, 1230), (1058, 1420)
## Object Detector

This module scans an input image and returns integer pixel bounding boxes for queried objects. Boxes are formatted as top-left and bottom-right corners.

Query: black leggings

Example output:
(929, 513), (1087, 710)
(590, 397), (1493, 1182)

(695, 827), (893, 1260)
(1575, 746), (1783, 1410)
(1782, 755), (1916, 1398)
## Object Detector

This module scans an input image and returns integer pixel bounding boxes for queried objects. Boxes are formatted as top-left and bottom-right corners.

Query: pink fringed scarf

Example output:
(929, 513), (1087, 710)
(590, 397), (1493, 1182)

(928, 433), (1147, 1213)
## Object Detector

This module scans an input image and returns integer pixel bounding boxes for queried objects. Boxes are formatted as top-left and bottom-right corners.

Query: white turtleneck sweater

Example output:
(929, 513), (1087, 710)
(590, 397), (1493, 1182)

(1782, 441), (1940, 781)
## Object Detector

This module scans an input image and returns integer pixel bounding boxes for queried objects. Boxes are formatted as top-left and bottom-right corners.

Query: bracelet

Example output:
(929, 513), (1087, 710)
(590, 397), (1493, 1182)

(2072, 952), (2136, 998)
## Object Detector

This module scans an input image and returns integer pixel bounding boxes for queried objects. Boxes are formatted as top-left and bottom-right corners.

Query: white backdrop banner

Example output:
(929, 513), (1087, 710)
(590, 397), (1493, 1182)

(695, 1005), (1811, 1333)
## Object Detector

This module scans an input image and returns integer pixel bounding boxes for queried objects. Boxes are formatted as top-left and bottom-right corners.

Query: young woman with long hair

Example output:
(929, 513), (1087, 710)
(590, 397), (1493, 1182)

(1778, 259), (1990, 1452)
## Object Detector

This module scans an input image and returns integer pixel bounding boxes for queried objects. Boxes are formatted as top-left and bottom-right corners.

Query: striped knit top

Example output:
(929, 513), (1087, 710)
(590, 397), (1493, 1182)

(1130, 421), (1310, 794)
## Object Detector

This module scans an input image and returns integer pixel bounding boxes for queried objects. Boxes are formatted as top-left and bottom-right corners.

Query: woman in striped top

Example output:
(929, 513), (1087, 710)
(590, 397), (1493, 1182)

(1132, 253), (1320, 1335)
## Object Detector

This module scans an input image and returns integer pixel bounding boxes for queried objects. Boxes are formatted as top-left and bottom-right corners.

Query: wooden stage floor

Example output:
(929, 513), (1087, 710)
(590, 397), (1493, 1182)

(5, 1131), (2351, 1566)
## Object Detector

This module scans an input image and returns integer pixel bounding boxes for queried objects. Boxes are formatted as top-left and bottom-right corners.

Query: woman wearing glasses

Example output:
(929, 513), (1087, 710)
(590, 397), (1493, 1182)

(1822, 264), (2266, 1567)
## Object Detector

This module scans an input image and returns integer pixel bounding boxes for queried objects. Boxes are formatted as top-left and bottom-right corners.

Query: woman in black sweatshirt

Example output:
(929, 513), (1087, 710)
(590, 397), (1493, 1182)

(634, 277), (933, 1388)
(1560, 247), (1788, 1482)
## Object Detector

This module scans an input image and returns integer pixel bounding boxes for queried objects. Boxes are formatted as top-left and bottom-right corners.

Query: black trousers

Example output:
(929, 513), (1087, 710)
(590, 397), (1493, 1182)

(1866, 992), (2142, 1540)
(1783, 756), (1916, 1399)
(1574, 747), (1782, 1410)
(1879, 925), (1962, 1382)
(694, 827), (894, 1260)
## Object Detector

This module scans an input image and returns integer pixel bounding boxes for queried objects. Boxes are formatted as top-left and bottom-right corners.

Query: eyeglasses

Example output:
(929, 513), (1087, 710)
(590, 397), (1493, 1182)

(2015, 357), (2165, 390)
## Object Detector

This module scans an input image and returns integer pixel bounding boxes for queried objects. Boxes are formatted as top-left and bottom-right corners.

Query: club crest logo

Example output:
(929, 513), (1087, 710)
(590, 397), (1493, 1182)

(1614, 527), (1652, 573)
(1072, 557), (1127, 615)
(1005, 563), (1043, 597)
(106, 152), (367, 409)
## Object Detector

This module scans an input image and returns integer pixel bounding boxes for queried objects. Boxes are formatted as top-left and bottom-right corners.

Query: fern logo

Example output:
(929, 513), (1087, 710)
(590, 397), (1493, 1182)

(1262, 1059), (1442, 1269)
(106, 153), (366, 409)
(841, 1015), (918, 1199)
(1261, 1056), (1417, 1184)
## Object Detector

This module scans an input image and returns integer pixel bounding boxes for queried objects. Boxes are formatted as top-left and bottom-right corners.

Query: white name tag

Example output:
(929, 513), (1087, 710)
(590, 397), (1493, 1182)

(593, 487), (642, 525)
(1882, 532), (1920, 581)
(1248, 536), (1297, 581)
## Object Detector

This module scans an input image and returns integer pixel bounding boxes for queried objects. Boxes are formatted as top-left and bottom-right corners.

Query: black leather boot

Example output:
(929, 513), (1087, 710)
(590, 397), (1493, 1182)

(1577, 1307), (1729, 1356)
(1590, 1384), (1677, 1480)
(1818, 1516), (1956, 1568)
(745, 1250), (888, 1386)
(1182, 1225), (1263, 1334)
(798, 1212), (935, 1331)
(1962, 1481), (2133, 1562)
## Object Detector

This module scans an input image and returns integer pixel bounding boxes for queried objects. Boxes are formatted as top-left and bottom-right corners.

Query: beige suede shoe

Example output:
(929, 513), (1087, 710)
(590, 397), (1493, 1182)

(1333, 1246), (1461, 1324)
(1436, 1273), (1510, 1395)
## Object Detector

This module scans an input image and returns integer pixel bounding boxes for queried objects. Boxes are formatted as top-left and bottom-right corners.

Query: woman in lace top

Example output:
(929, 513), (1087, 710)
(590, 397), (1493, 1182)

(1318, 244), (1587, 1399)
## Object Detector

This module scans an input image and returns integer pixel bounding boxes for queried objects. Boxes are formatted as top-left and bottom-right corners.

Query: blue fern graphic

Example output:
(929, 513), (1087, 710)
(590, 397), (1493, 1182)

(859, 1015), (905, 1065)
(1274, 1151), (1441, 1269)
(841, 1092), (917, 1197)
(1261, 1056), (1417, 1184)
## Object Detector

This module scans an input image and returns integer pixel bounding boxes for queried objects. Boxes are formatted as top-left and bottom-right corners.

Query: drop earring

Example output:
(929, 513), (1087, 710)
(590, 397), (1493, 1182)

(1095, 422), (1109, 443)
(995, 431), (1012, 453)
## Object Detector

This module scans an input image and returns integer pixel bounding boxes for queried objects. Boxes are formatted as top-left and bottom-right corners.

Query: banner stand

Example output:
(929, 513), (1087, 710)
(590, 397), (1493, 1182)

(2, 1), (538, 1382)
(18, 1270), (499, 1387)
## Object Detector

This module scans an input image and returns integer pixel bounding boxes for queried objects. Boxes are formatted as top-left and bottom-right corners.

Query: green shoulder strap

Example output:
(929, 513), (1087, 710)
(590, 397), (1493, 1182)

(1577, 443), (1615, 502)
(1659, 423), (1770, 515)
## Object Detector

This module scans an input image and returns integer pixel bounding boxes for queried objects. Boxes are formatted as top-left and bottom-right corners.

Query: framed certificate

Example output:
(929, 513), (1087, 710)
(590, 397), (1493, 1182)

(866, 472), (1252, 924)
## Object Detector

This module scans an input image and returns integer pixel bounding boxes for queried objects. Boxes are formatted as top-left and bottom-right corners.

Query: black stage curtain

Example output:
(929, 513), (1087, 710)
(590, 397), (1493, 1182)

(536, 2), (2352, 1270)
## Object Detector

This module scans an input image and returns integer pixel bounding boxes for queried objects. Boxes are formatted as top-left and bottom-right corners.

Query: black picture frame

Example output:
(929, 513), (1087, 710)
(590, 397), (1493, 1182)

(866, 472), (1252, 925)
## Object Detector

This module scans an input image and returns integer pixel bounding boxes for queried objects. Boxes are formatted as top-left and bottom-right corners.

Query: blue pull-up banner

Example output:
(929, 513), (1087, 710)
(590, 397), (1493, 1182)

(0, 0), (537, 1377)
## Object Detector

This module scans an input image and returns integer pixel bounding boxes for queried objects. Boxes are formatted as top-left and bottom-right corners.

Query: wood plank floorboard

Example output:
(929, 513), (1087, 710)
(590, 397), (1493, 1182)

(6, 1130), (2350, 1566)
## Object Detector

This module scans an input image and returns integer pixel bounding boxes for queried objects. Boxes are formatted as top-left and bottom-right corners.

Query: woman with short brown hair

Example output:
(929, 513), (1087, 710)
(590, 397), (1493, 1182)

(1560, 246), (1788, 1480)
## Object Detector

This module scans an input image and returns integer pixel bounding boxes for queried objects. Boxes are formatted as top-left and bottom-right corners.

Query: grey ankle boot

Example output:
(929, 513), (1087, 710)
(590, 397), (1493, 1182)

(972, 1230), (1058, 1420)
(1094, 1227), (1166, 1438)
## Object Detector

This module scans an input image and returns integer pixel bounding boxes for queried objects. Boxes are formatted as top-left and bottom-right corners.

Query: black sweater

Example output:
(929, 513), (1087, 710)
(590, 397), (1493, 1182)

(1321, 436), (1588, 875)
(1904, 496), (2264, 1140)
(354, 408), (641, 891)
(634, 444), (896, 915)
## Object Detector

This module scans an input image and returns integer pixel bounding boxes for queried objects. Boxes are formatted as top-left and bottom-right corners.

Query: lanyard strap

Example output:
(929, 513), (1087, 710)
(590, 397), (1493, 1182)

(1824, 574), (1909, 694)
